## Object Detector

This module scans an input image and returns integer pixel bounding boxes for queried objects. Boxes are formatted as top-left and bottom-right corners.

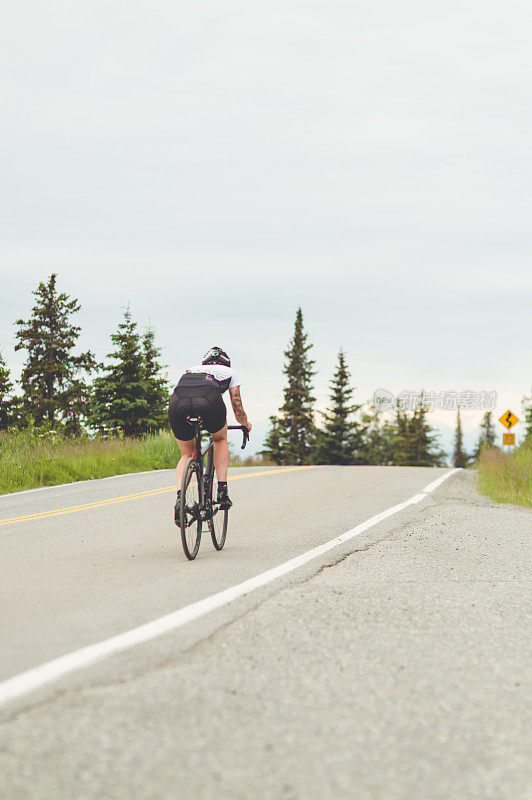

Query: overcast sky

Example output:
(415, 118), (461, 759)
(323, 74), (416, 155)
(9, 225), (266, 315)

(1, 1), (530, 454)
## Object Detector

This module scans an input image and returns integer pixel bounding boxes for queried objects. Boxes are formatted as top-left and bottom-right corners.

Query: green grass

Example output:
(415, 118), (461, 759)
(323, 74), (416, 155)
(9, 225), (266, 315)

(477, 441), (532, 508)
(0, 430), (181, 495)
(0, 429), (269, 495)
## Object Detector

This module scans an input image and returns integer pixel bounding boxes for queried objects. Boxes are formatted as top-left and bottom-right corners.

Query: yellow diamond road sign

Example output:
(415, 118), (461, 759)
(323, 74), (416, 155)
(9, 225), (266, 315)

(499, 410), (519, 430)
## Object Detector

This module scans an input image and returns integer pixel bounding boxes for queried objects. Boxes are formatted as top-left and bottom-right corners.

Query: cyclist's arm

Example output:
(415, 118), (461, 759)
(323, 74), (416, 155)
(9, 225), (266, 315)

(229, 386), (252, 431)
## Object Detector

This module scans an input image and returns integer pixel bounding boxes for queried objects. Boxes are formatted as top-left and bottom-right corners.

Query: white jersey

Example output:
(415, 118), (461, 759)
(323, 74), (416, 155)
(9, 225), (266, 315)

(186, 364), (240, 393)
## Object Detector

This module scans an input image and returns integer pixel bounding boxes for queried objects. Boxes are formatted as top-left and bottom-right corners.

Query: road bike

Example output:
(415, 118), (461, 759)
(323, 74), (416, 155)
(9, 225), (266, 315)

(179, 420), (249, 560)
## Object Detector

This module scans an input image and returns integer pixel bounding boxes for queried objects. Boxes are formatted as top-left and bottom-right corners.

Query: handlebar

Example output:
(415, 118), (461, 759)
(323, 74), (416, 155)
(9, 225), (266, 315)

(227, 425), (250, 450)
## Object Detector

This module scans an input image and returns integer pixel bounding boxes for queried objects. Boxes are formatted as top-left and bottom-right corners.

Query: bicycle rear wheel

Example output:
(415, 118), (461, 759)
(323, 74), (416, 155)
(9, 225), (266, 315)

(180, 458), (201, 560)
(208, 482), (228, 550)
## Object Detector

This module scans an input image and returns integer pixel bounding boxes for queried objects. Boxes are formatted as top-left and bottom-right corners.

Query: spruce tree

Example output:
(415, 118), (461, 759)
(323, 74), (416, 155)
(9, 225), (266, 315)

(413, 404), (446, 466)
(359, 406), (396, 465)
(313, 349), (362, 464)
(453, 406), (468, 467)
(0, 350), (14, 430)
(522, 394), (532, 442)
(474, 410), (496, 457)
(142, 326), (170, 431)
(391, 407), (413, 465)
(14, 274), (97, 431)
(90, 307), (151, 436)
(391, 397), (446, 466)
(261, 415), (284, 463)
(262, 308), (316, 464)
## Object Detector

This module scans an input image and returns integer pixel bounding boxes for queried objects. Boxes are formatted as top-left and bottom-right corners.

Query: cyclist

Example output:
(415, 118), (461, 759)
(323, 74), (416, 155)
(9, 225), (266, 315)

(168, 346), (252, 526)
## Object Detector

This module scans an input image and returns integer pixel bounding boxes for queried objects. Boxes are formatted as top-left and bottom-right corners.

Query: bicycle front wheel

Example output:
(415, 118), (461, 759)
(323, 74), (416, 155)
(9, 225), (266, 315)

(180, 458), (201, 560)
(209, 507), (228, 550)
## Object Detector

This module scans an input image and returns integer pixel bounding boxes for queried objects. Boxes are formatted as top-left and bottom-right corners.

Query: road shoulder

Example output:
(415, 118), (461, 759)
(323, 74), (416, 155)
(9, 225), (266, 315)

(1, 470), (530, 799)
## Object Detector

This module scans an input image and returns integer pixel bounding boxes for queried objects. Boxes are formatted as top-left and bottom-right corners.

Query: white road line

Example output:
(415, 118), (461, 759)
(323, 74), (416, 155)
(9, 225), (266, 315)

(420, 470), (460, 494)
(0, 468), (461, 708)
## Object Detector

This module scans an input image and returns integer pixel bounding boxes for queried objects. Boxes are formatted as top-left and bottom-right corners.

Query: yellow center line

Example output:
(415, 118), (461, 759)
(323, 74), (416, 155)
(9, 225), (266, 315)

(0, 466), (326, 527)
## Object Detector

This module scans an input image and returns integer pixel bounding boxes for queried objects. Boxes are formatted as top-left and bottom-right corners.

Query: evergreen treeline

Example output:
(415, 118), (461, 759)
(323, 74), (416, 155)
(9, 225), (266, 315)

(1, 281), (530, 462)
(0, 275), (170, 437)
(261, 308), (447, 466)
(262, 308), (531, 467)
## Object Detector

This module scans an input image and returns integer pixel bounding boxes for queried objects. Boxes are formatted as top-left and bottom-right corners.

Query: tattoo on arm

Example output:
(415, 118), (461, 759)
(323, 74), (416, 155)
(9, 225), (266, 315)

(230, 387), (247, 422)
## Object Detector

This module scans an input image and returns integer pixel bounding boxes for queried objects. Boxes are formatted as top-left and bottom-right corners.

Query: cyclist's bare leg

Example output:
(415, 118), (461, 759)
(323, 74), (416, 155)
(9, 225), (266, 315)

(211, 424), (229, 482)
(175, 438), (195, 488)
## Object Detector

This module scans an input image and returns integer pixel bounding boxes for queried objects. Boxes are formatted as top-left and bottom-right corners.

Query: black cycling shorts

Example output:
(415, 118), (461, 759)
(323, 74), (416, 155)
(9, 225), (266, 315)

(168, 373), (227, 441)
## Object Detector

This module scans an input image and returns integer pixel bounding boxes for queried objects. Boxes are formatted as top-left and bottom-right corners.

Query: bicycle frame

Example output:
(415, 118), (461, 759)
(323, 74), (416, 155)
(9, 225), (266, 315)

(191, 425), (215, 518)
(190, 423), (248, 519)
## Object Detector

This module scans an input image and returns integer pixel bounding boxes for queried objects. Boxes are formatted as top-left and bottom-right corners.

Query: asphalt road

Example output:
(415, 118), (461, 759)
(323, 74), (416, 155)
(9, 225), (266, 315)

(0, 466), (530, 799)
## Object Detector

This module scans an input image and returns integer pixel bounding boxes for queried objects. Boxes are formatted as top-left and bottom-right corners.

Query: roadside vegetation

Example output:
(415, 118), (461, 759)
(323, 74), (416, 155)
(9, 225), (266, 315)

(477, 442), (532, 508)
(0, 430), (269, 495)
(0, 430), (180, 495)
(1, 274), (531, 493)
